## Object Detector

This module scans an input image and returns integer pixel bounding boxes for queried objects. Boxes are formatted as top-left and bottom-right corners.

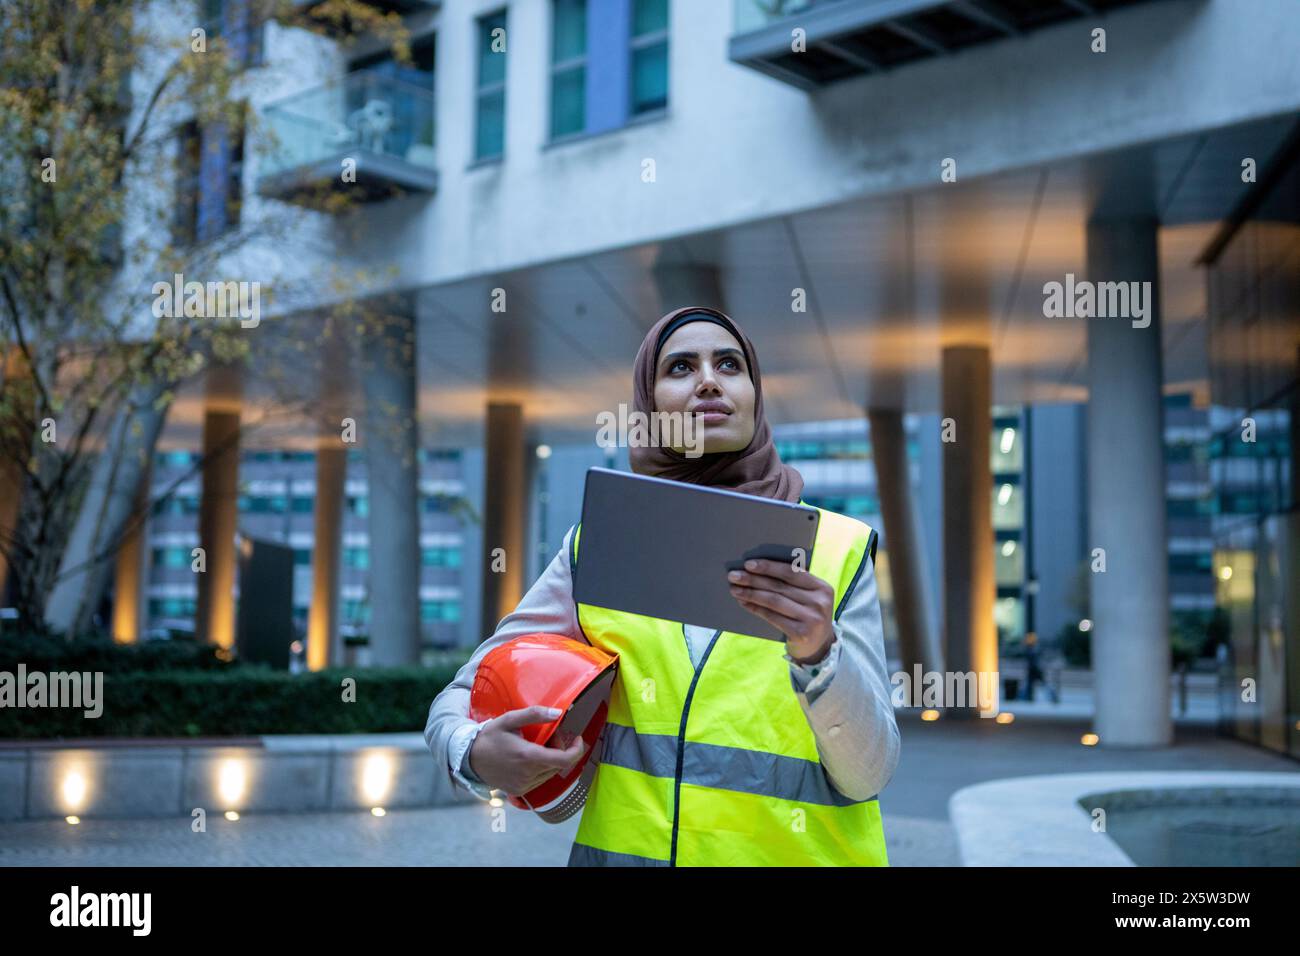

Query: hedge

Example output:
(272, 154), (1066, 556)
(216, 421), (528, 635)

(0, 658), (472, 739)
(0, 632), (234, 674)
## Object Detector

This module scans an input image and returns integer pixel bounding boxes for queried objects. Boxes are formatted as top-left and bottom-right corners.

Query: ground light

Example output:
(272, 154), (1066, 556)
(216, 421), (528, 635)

(219, 759), (246, 802)
(371, 807), (386, 817)
(362, 753), (394, 810)
(65, 815), (80, 825)
(1081, 733), (1099, 746)
(995, 712), (1015, 724)
(920, 710), (940, 721)
(225, 810), (240, 821)
(61, 770), (87, 815)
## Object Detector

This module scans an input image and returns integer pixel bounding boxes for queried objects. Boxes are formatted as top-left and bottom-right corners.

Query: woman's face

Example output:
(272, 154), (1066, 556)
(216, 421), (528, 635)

(652, 321), (757, 454)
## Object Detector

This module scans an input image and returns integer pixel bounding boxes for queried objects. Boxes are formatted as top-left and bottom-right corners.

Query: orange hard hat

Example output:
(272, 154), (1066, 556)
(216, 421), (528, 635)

(468, 633), (618, 823)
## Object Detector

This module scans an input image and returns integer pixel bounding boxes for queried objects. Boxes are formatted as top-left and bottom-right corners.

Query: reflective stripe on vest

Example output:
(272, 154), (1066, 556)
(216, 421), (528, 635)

(568, 502), (889, 867)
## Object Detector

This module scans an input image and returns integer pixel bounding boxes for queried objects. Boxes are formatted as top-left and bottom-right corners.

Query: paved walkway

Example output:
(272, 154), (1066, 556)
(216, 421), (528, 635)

(0, 710), (1292, 866)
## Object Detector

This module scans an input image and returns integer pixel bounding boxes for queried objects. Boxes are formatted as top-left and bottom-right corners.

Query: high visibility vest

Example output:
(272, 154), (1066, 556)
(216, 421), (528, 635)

(567, 502), (889, 867)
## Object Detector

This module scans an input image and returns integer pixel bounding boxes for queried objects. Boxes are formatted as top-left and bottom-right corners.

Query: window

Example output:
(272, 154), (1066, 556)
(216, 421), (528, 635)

(149, 598), (197, 619)
(549, 0), (669, 141)
(630, 0), (668, 115)
(173, 121), (201, 247)
(475, 11), (507, 159)
(203, 0), (263, 70)
(422, 546), (462, 568)
(175, 107), (246, 246)
(421, 600), (463, 623)
(152, 547), (190, 570)
(550, 0), (587, 138)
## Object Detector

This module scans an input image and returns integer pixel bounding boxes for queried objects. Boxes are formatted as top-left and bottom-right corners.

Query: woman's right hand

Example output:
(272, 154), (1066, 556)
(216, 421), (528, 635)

(467, 705), (587, 796)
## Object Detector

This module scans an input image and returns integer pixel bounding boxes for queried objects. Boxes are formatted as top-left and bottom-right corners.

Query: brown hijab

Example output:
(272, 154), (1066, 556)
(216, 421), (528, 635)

(629, 307), (805, 503)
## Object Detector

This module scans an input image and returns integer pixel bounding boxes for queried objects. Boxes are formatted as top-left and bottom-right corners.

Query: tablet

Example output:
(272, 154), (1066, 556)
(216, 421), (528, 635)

(571, 467), (820, 641)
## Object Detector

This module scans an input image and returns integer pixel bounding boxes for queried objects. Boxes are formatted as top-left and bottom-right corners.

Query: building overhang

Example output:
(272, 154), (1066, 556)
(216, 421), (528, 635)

(729, 0), (1165, 90)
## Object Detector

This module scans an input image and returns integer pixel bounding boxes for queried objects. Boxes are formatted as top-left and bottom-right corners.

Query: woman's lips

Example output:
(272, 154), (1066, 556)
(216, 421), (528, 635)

(697, 411), (730, 423)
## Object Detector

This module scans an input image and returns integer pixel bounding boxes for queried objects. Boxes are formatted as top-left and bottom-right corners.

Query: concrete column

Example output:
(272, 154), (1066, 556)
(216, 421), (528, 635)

(194, 358), (244, 649)
(195, 406), (241, 650)
(0, 350), (26, 604)
(307, 445), (346, 670)
(868, 408), (941, 673)
(110, 477), (150, 644)
(362, 312), (421, 666)
(941, 345), (997, 717)
(480, 402), (528, 636)
(1085, 217), (1171, 747)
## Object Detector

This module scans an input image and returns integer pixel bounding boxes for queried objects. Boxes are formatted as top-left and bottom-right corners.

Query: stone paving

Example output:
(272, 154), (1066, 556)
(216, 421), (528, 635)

(0, 804), (960, 866)
(0, 709), (1291, 867)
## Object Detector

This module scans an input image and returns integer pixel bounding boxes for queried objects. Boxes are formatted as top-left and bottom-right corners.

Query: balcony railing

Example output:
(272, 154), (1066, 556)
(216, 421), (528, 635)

(257, 70), (437, 207)
(734, 0), (818, 34)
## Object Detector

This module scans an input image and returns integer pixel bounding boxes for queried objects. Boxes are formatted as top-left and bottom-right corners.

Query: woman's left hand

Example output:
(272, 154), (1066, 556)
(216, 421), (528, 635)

(727, 558), (835, 665)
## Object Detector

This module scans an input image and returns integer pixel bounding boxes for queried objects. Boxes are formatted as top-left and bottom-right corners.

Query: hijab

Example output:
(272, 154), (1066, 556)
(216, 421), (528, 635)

(628, 307), (805, 503)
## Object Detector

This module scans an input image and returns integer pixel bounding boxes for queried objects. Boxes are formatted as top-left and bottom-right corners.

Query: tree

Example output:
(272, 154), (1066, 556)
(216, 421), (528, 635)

(0, 0), (412, 636)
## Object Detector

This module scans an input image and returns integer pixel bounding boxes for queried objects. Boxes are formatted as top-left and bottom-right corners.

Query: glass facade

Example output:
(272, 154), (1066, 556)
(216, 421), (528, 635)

(1205, 144), (1300, 760)
(142, 447), (471, 649)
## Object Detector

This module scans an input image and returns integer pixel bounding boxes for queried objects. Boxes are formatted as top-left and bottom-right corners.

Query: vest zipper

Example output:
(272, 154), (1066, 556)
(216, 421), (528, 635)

(669, 625), (723, 867)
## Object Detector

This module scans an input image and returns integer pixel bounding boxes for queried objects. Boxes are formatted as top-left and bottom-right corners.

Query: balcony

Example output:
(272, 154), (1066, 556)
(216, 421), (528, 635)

(730, 0), (1162, 90)
(257, 70), (437, 208)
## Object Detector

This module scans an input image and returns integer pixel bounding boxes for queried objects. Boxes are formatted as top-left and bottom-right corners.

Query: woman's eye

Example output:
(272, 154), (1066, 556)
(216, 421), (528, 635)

(670, 360), (689, 373)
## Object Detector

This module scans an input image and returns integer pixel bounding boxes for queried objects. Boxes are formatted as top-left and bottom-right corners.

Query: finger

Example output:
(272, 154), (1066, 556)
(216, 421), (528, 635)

(734, 595), (804, 638)
(730, 581), (810, 622)
(739, 558), (826, 589)
(515, 734), (586, 771)
(519, 768), (561, 793)
(492, 704), (564, 733)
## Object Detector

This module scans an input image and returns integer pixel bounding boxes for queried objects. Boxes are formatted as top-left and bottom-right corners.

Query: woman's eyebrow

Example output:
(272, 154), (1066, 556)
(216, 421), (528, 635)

(661, 347), (745, 365)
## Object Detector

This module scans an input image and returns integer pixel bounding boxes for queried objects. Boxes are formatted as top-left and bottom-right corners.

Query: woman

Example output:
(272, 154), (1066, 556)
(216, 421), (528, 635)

(425, 307), (900, 866)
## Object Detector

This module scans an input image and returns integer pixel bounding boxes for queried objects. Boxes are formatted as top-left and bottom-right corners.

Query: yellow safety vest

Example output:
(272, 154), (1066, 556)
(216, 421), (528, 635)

(567, 501), (889, 867)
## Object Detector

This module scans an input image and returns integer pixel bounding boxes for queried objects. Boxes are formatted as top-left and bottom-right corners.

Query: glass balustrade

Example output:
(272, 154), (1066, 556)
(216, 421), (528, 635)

(259, 70), (436, 184)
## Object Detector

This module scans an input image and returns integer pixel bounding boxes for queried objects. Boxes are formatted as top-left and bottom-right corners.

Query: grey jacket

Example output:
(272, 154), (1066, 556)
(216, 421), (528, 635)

(424, 522), (900, 803)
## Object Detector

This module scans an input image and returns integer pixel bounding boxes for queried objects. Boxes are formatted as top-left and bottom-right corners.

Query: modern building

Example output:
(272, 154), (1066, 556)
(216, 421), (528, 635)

(11, 0), (1294, 759)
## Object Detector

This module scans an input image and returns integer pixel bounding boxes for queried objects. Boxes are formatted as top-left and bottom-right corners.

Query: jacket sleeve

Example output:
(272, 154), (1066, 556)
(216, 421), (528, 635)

(424, 525), (586, 798)
(786, 548), (901, 802)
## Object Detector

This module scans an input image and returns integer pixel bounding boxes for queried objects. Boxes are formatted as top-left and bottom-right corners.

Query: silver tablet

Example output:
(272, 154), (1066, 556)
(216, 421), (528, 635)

(571, 467), (820, 641)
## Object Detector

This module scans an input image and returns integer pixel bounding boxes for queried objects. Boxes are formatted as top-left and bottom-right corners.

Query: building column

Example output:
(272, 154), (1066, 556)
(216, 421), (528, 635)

(941, 345), (997, 716)
(0, 349), (27, 605)
(868, 408), (941, 673)
(362, 311), (421, 666)
(307, 444), (346, 670)
(195, 404), (241, 651)
(110, 477), (151, 644)
(480, 402), (528, 636)
(1086, 217), (1171, 747)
